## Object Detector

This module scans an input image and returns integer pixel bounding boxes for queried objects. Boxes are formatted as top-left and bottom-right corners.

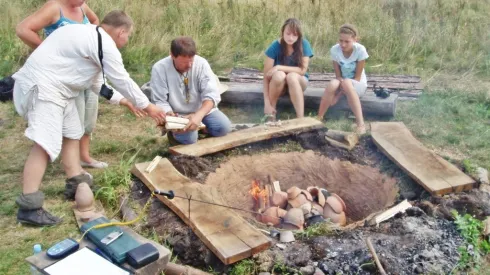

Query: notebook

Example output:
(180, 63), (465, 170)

(44, 247), (130, 275)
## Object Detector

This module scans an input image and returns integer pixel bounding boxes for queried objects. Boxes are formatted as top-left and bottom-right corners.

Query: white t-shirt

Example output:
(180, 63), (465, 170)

(330, 43), (369, 84)
(13, 24), (149, 114)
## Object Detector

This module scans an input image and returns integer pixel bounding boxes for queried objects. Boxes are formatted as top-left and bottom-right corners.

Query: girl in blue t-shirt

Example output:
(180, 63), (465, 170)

(263, 18), (314, 120)
(318, 24), (369, 134)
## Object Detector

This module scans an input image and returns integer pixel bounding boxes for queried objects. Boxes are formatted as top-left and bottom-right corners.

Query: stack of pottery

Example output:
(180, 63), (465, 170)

(259, 185), (347, 229)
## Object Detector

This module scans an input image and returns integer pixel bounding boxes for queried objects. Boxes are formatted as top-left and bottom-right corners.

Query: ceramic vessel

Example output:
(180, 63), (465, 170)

(287, 186), (302, 200)
(75, 182), (95, 212)
(260, 207), (287, 226)
(307, 186), (326, 206)
(325, 195), (343, 214)
(323, 203), (346, 226)
(331, 193), (347, 212)
(279, 230), (295, 243)
(283, 208), (305, 230)
(272, 191), (288, 209)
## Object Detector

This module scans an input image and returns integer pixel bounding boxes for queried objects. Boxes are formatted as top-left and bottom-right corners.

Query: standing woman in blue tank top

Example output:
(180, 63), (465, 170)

(16, 0), (128, 169)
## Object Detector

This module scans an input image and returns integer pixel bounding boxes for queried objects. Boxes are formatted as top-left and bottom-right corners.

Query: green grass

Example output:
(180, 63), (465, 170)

(452, 210), (490, 272)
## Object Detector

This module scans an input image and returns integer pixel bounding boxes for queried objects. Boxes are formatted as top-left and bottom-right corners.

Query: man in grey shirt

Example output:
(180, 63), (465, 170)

(150, 36), (231, 144)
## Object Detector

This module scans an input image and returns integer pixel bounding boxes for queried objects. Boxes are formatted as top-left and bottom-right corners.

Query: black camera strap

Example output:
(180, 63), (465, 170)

(96, 26), (106, 84)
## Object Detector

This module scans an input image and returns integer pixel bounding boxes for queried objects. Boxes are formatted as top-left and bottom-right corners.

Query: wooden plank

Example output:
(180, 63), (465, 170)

(371, 122), (475, 195)
(131, 158), (270, 265)
(231, 78), (424, 90)
(229, 68), (422, 83)
(169, 117), (324, 156)
(221, 83), (398, 117)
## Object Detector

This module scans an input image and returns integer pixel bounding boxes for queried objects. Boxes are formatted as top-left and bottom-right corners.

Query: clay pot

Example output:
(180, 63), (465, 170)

(283, 208), (304, 230)
(311, 202), (324, 214)
(307, 186), (326, 207)
(279, 230), (295, 243)
(331, 193), (347, 212)
(299, 202), (312, 215)
(299, 189), (313, 201)
(325, 195), (343, 214)
(287, 186), (302, 200)
(75, 182), (95, 212)
(260, 207), (287, 226)
(272, 191), (288, 209)
(323, 203), (346, 226)
(288, 193), (309, 208)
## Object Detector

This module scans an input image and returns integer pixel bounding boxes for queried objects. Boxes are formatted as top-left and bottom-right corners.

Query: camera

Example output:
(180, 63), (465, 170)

(100, 83), (114, 100)
(373, 85), (392, 99)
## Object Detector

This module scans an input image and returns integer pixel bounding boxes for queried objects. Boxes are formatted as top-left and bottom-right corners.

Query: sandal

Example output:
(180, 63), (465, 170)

(263, 114), (276, 123)
(81, 160), (108, 169)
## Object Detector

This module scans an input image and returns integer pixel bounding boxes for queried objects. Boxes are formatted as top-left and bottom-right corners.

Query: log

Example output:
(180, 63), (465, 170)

(368, 199), (412, 226)
(164, 262), (213, 275)
(221, 82), (398, 117)
(325, 130), (359, 150)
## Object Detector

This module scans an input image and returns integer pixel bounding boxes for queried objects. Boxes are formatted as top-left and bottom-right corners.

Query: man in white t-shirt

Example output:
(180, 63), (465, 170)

(12, 11), (165, 226)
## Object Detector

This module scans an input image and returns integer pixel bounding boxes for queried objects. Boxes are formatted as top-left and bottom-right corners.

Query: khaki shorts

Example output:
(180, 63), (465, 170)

(74, 89), (99, 135)
(25, 95), (83, 162)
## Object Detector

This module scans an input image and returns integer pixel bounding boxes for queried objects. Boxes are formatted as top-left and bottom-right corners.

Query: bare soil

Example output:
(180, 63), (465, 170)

(129, 129), (489, 274)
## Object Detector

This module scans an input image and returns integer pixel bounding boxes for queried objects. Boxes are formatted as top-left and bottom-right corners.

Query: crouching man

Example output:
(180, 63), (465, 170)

(150, 36), (231, 145)
(12, 10), (165, 226)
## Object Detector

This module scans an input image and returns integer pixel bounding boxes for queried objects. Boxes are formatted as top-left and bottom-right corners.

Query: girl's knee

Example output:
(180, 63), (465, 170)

(340, 79), (353, 88)
(285, 72), (300, 84)
(271, 71), (286, 83)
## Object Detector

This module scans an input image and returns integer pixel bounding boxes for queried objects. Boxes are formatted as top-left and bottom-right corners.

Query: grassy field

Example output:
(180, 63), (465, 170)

(1, 0), (490, 274)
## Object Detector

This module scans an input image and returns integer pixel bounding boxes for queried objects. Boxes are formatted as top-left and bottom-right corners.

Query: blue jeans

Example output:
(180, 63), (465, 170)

(173, 110), (231, 144)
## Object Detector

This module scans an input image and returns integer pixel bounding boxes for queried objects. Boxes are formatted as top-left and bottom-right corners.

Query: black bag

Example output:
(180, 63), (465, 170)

(0, 75), (15, 102)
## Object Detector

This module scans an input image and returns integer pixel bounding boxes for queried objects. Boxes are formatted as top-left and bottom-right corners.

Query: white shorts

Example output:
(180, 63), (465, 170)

(350, 79), (368, 97)
(25, 96), (83, 162)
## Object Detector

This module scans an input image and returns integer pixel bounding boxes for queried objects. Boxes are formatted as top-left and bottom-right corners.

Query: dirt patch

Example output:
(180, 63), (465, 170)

(205, 151), (398, 221)
(168, 155), (217, 183)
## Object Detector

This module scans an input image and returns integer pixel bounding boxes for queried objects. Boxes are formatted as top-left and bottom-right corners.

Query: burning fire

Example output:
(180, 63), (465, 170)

(249, 180), (267, 201)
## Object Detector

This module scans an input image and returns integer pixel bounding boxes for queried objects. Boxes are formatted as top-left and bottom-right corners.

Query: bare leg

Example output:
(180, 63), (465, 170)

(285, 72), (308, 118)
(22, 144), (50, 194)
(61, 137), (83, 178)
(268, 71), (287, 112)
(317, 79), (341, 119)
(341, 79), (365, 128)
(79, 134), (92, 163)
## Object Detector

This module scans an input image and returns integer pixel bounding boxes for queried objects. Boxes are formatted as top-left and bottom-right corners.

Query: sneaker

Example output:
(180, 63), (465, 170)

(81, 160), (108, 169)
(17, 208), (62, 226)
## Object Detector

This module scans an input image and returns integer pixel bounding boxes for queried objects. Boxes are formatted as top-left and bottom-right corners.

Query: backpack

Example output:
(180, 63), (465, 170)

(0, 76), (14, 102)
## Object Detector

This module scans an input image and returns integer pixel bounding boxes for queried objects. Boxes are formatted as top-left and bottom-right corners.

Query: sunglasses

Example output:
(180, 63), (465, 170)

(183, 76), (190, 103)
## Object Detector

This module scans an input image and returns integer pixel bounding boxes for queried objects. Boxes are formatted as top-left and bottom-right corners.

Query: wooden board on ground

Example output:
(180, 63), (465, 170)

(131, 158), (271, 265)
(371, 122), (475, 195)
(169, 117), (324, 156)
(221, 82), (399, 117)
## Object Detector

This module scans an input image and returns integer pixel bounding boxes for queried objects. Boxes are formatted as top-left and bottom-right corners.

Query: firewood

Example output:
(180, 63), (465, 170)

(145, 156), (162, 173)
(265, 184), (273, 207)
(325, 130), (359, 150)
(370, 199), (412, 226)
(366, 237), (387, 275)
(272, 181), (281, 193)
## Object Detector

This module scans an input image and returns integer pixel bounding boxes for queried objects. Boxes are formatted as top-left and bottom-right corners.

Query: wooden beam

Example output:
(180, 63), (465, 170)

(131, 158), (270, 265)
(221, 83), (398, 117)
(169, 117), (324, 156)
(371, 122), (475, 195)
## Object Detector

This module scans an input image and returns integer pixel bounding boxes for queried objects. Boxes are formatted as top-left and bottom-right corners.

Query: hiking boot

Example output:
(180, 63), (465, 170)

(17, 208), (62, 226)
(64, 172), (93, 200)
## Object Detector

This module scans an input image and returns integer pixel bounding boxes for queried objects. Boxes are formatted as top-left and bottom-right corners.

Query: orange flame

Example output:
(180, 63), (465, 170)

(249, 180), (267, 201)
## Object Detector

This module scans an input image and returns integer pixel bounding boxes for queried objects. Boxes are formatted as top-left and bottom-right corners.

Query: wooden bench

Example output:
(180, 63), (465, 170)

(219, 68), (424, 117)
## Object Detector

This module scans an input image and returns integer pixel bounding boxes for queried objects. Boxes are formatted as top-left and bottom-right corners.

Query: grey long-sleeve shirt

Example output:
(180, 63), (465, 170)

(150, 55), (220, 115)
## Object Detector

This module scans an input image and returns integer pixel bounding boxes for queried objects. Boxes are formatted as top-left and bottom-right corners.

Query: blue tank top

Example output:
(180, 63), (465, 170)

(44, 8), (90, 36)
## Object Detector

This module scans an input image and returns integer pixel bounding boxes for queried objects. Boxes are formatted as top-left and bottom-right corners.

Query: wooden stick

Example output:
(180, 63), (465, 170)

(366, 237), (387, 275)
(145, 156), (162, 173)
(272, 181), (281, 193)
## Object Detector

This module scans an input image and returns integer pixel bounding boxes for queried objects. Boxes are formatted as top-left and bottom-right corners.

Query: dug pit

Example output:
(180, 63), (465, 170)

(205, 151), (398, 224)
(130, 132), (481, 274)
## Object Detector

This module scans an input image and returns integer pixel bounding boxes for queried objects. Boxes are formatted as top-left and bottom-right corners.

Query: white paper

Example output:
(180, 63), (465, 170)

(44, 247), (129, 275)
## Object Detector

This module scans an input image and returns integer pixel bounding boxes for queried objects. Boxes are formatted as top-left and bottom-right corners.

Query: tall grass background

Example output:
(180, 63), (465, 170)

(1, 0), (490, 84)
